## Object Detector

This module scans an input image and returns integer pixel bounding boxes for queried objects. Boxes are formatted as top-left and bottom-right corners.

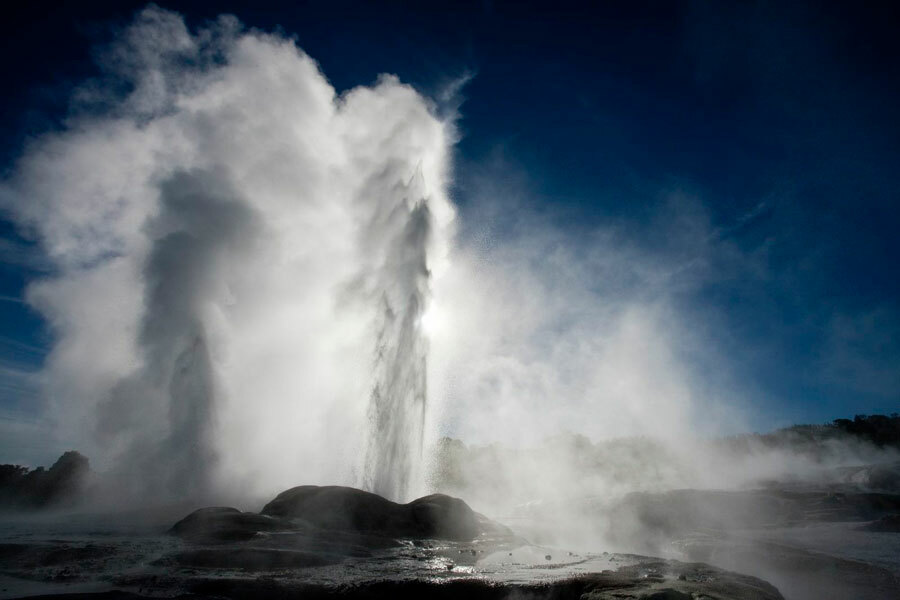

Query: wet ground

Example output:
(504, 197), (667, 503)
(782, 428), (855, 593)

(0, 511), (783, 599)
(532, 486), (900, 600)
(4, 481), (899, 600)
(664, 523), (900, 600)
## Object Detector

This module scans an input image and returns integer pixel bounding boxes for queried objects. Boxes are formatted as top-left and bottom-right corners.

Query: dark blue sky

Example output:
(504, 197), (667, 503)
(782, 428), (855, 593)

(2, 1), (898, 431)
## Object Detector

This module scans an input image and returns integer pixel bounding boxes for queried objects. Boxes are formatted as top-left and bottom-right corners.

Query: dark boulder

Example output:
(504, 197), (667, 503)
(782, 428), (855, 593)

(261, 486), (481, 541)
(407, 494), (480, 540)
(261, 486), (397, 530)
(170, 506), (300, 542)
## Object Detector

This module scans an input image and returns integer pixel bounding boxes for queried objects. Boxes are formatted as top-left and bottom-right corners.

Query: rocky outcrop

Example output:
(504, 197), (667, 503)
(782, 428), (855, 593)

(170, 486), (487, 545)
(1, 485), (785, 600)
(0, 536), (787, 599)
(261, 486), (481, 541)
(169, 507), (301, 542)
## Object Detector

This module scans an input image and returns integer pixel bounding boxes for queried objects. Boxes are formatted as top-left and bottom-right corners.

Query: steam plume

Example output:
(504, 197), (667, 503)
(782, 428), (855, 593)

(6, 6), (879, 520)
(358, 168), (433, 500)
(1, 6), (454, 503)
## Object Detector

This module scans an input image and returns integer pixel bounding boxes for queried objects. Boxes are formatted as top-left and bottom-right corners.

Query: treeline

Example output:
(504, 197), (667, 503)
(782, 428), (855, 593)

(0, 450), (91, 510)
(831, 414), (900, 447)
(431, 414), (900, 505)
(712, 414), (900, 461)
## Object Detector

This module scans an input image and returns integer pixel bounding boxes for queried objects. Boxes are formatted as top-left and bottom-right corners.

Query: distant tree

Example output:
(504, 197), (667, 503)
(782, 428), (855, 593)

(0, 451), (91, 510)
(833, 414), (900, 447)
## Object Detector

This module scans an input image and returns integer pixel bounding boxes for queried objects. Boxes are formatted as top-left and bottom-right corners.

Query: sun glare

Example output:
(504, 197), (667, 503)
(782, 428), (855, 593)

(419, 303), (446, 335)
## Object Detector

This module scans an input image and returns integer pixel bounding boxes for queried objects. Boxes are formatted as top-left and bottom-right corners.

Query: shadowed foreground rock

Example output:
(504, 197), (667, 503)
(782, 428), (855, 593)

(170, 486), (485, 545)
(182, 561), (785, 599)
(170, 507), (300, 542)
(0, 555), (785, 599)
(261, 485), (481, 540)
(0, 486), (784, 600)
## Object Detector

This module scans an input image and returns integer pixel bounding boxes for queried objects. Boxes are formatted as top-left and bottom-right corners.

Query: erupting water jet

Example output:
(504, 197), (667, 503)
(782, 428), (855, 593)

(360, 171), (435, 502)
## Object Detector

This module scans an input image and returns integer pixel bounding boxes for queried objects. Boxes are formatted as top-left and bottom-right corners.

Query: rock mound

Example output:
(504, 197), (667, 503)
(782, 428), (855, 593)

(261, 486), (480, 541)
(170, 486), (484, 543)
(170, 506), (301, 542)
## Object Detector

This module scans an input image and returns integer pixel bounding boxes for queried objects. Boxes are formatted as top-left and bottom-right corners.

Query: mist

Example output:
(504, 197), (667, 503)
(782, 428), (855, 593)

(1, 7), (899, 600)
(0, 0), (893, 506)
(2, 4), (894, 509)
(1, 6), (454, 504)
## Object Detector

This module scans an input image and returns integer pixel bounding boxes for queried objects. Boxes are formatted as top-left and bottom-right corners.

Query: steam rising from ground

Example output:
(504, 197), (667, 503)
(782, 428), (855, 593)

(2, 6), (894, 526)
(1, 6), (452, 503)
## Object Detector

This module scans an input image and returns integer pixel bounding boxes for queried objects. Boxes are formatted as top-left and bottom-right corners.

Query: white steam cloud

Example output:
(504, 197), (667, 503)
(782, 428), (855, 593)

(3, 6), (891, 522)
(1, 6), (453, 503)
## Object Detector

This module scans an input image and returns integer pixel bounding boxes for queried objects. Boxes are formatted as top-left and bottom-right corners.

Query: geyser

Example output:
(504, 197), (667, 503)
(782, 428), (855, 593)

(0, 6), (454, 503)
(360, 170), (433, 501)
